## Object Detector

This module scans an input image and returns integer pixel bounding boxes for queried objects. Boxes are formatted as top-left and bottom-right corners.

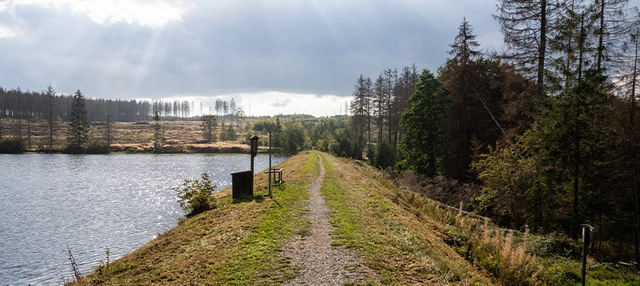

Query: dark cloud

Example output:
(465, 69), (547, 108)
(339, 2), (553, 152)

(0, 0), (509, 101)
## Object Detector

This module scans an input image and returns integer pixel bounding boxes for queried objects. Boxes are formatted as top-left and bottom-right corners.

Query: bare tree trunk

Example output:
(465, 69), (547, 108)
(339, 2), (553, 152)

(537, 0), (547, 98)
(630, 32), (640, 270)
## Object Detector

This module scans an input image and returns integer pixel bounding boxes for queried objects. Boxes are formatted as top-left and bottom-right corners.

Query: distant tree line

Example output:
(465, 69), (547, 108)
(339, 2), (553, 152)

(0, 86), (201, 125)
(213, 98), (236, 116)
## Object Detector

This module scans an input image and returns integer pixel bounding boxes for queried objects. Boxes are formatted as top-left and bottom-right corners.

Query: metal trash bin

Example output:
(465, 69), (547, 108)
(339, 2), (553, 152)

(232, 170), (254, 199)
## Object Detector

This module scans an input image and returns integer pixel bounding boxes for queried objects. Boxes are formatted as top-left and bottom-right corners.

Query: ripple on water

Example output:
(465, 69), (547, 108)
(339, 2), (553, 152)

(0, 153), (287, 284)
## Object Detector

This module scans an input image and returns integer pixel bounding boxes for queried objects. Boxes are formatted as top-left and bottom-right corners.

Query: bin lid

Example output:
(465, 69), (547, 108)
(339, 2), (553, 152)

(231, 170), (253, 175)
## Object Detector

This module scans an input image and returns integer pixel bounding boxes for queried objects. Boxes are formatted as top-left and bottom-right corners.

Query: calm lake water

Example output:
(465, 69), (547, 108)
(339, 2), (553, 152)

(0, 153), (287, 285)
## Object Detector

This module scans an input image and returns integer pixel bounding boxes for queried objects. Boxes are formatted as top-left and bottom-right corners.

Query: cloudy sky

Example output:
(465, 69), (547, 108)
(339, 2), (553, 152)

(0, 0), (636, 116)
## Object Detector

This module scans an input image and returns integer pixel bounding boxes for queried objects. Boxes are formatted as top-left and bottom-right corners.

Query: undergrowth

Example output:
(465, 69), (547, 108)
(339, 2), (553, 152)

(393, 175), (640, 286)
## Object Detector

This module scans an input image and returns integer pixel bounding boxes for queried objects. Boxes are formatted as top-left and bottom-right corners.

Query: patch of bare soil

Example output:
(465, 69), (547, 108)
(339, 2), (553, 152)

(283, 155), (368, 286)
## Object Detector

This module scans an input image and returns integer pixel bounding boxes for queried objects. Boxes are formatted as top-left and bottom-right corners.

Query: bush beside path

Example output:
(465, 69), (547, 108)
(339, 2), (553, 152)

(73, 151), (493, 285)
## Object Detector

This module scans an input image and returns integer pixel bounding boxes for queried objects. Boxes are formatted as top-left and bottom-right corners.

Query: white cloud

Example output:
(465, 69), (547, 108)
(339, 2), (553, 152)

(152, 92), (351, 117)
(0, 25), (17, 38)
(0, 0), (191, 28)
(271, 98), (291, 107)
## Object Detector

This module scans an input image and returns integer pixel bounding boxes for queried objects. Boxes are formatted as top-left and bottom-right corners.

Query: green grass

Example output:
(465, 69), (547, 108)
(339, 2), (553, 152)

(213, 154), (318, 284)
(74, 152), (318, 285)
(317, 152), (490, 285)
(71, 151), (638, 285)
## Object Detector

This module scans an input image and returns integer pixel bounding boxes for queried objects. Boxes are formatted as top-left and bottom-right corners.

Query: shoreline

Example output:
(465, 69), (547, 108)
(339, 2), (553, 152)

(15, 144), (282, 155)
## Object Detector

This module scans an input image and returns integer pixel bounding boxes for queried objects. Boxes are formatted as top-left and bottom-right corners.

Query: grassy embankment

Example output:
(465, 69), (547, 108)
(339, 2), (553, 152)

(74, 151), (318, 285)
(72, 151), (640, 285)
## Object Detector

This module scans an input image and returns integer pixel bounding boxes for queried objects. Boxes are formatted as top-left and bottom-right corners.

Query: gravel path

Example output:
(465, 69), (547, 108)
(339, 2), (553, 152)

(283, 154), (366, 285)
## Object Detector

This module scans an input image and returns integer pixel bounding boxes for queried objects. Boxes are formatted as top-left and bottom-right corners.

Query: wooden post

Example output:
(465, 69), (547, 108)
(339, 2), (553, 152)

(581, 224), (594, 286)
(269, 131), (272, 198)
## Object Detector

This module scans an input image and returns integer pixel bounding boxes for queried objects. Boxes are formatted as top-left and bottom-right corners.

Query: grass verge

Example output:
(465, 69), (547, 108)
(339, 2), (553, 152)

(318, 152), (491, 285)
(72, 151), (318, 285)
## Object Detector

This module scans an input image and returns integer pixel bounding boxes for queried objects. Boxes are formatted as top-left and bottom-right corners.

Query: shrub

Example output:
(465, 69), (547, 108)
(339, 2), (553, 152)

(0, 137), (26, 153)
(85, 140), (111, 154)
(63, 145), (84, 154)
(365, 144), (376, 166)
(173, 173), (217, 216)
(527, 231), (580, 259)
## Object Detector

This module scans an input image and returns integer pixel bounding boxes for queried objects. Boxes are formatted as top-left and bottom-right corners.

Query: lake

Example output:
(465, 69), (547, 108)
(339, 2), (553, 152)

(0, 153), (287, 285)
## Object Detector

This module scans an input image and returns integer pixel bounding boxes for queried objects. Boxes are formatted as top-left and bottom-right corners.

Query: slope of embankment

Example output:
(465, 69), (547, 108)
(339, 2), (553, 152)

(71, 151), (639, 285)
(70, 151), (490, 285)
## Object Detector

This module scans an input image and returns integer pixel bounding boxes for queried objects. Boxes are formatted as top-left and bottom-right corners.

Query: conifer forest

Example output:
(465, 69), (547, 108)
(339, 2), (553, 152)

(1, 0), (640, 265)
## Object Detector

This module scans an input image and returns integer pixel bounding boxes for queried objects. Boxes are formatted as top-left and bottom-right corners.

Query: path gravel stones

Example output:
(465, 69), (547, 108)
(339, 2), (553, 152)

(283, 155), (366, 285)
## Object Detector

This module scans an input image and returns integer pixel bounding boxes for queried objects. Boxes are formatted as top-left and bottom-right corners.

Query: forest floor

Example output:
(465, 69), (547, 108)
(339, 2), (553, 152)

(69, 151), (640, 285)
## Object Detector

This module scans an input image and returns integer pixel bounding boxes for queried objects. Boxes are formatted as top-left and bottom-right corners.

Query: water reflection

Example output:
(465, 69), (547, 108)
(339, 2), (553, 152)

(0, 153), (286, 284)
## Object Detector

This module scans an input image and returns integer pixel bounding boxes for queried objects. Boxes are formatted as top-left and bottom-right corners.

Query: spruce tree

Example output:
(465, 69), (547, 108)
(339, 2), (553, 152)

(66, 89), (90, 153)
(45, 84), (57, 150)
(201, 114), (217, 143)
(350, 75), (372, 159)
(153, 111), (164, 153)
(397, 69), (447, 176)
(439, 18), (483, 180)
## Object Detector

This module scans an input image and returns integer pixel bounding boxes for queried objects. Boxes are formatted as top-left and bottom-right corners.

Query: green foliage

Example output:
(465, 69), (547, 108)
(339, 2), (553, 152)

(365, 144), (376, 165)
(375, 141), (395, 169)
(252, 118), (285, 148)
(85, 140), (110, 154)
(527, 232), (579, 259)
(173, 173), (217, 216)
(219, 123), (237, 141)
(282, 118), (307, 152)
(444, 217), (542, 285)
(397, 69), (447, 176)
(66, 90), (90, 153)
(200, 114), (217, 142)
(252, 119), (278, 133)
(0, 137), (26, 153)
(152, 112), (164, 153)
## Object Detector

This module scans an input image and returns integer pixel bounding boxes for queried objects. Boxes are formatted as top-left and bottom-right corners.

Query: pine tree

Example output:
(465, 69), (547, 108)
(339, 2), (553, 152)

(66, 89), (90, 153)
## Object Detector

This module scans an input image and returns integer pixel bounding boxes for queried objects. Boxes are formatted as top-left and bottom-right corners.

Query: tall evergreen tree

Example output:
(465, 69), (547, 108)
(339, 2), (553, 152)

(350, 75), (372, 159)
(621, 14), (640, 267)
(383, 68), (397, 145)
(397, 69), (448, 176)
(11, 88), (23, 139)
(152, 111), (164, 153)
(201, 114), (217, 143)
(373, 74), (387, 146)
(66, 89), (90, 153)
(439, 18), (483, 180)
(44, 84), (57, 150)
